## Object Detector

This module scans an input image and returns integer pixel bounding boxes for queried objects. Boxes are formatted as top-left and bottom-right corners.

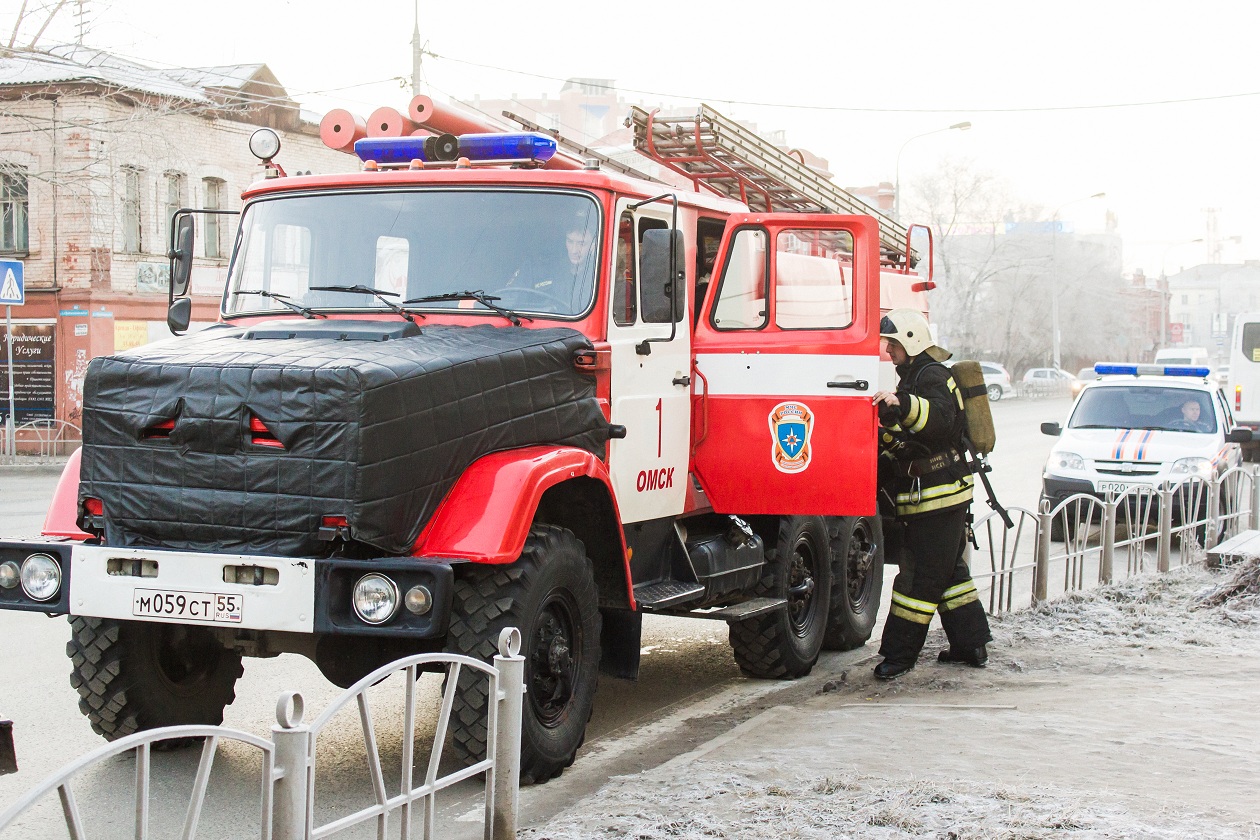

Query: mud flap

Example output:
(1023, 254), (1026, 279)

(599, 608), (642, 680)
(0, 718), (16, 775)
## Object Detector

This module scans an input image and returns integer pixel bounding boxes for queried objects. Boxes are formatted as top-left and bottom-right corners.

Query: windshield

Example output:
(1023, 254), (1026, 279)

(1069, 386), (1217, 434)
(226, 190), (601, 319)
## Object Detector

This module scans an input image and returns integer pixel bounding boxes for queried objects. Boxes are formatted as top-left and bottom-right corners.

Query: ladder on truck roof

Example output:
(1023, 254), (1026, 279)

(627, 104), (916, 266)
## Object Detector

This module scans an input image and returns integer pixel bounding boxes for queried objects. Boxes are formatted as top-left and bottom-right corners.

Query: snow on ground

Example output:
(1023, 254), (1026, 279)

(526, 560), (1260, 839)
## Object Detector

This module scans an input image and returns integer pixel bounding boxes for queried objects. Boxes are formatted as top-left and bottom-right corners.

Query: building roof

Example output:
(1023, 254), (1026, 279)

(0, 45), (283, 109)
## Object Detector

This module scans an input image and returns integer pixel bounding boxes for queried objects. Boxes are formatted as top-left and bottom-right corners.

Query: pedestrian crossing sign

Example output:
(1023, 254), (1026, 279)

(0, 259), (23, 306)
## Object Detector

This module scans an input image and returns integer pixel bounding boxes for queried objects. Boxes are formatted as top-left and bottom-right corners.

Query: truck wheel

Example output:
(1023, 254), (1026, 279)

(729, 515), (831, 679)
(823, 516), (884, 651)
(445, 525), (600, 784)
(67, 616), (243, 746)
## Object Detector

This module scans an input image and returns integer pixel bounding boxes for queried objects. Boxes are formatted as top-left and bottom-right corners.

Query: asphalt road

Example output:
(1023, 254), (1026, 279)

(0, 394), (1068, 837)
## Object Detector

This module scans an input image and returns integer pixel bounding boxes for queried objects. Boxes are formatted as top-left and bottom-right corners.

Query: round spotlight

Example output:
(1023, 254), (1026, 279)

(248, 128), (282, 162)
(0, 560), (19, 589)
(20, 553), (61, 602)
(404, 585), (432, 615)
(352, 573), (398, 625)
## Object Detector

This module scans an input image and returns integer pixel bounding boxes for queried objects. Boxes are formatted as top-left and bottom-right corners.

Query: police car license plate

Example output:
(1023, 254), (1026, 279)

(133, 589), (243, 623)
(1096, 481), (1142, 495)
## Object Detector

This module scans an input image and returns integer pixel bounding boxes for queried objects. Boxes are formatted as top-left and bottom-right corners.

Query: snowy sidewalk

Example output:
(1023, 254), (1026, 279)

(527, 566), (1260, 839)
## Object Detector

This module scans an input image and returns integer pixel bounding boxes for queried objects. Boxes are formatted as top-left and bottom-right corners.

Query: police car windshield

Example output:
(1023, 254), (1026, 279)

(226, 190), (600, 319)
(1069, 385), (1217, 434)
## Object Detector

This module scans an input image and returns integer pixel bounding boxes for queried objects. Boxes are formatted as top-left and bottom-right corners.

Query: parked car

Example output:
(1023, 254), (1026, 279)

(1071, 366), (1099, 397)
(1021, 367), (1075, 398)
(1039, 363), (1251, 541)
(979, 361), (1015, 401)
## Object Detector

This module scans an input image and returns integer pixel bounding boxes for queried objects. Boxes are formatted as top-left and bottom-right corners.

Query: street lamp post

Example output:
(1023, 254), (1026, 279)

(1159, 238), (1204, 349)
(1050, 192), (1106, 370)
(894, 121), (971, 222)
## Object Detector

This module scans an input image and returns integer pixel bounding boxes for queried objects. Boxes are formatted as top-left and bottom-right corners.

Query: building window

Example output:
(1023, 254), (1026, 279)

(203, 177), (225, 259)
(0, 164), (28, 254)
(163, 171), (185, 251)
(122, 167), (143, 253)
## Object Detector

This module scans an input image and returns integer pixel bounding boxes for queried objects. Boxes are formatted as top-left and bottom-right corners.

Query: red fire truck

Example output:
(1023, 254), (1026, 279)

(0, 99), (933, 783)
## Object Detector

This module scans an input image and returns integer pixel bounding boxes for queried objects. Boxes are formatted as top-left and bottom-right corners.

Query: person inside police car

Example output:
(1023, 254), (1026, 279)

(870, 308), (993, 680)
(1174, 398), (1211, 432)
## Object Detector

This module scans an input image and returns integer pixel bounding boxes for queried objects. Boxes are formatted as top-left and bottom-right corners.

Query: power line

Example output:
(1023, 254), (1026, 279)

(425, 50), (1260, 114)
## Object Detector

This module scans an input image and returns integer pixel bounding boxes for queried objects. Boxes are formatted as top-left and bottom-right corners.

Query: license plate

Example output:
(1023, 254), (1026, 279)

(1096, 481), (1147, 495)
(133, 589), (243, 623)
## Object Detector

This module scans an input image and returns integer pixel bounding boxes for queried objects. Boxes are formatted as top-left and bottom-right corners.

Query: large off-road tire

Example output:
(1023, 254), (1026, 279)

(67, 616), (244, 745)
(823, 516), (885, 651)
(445, 525), (601, 785)
(729, 515), (831, 679)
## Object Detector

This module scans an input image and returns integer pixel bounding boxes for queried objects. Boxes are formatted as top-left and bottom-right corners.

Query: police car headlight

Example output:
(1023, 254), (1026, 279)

(1054, 451), (1085, 472)
(352, 573), (399, 625)
(20, 553), (61, 601)
(1171, 457), (1213, 479)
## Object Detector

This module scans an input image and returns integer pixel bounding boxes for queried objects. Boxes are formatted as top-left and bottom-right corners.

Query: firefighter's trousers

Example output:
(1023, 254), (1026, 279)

(878, 505), (993, 665)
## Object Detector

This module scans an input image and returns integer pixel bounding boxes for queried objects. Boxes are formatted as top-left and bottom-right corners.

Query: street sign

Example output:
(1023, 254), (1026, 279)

(0, 259), (23, 306)
(1170, 323), (1184, 343)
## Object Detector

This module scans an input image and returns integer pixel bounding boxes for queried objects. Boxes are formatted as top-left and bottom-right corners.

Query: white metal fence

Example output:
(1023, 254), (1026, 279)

(968, 466), (1259, 613)
(0, 419), (81, 464)
(0, 628), (525, 840)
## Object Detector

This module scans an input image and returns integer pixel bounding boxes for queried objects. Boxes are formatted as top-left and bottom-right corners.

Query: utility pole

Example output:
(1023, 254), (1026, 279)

(410, 2), (424, 97)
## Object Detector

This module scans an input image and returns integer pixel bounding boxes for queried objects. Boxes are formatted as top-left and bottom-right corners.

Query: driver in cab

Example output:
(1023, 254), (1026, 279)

(1175, 398), (1212, 433)
(503, 210), (599, 312)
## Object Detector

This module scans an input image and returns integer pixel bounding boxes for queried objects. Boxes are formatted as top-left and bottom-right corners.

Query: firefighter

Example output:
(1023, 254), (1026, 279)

(870, 308), (993, 680)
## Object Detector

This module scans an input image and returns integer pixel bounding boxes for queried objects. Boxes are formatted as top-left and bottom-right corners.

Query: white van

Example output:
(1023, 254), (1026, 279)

(1228, 315), (1260, 459)
(1154, 346), (1211, 368)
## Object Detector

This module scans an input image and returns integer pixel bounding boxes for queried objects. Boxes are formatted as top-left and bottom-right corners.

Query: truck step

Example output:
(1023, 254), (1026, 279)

(634, 580), (706, 610)
(1206, 528), (1260, 567)
(684, 597), (788, 622)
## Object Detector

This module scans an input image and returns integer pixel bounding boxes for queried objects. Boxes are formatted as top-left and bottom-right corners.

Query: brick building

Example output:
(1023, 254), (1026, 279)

(0, 46), (355, 427)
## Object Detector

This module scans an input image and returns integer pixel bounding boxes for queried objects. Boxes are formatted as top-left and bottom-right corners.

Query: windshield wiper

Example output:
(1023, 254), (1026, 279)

(1071, 424), (1122, 429)
(308, 284), (423, 324)
(404, 290), (530, 327)
(233, 289), (324, 319)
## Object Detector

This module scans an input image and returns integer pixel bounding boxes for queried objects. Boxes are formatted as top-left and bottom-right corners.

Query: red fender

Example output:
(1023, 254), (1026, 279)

(412, 445), (632, 600)
(42, 448), (91, 540)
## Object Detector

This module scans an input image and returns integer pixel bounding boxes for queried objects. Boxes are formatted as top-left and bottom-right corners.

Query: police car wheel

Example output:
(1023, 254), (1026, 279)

(729, 516), (831, 679)
(822, 516), (885, 651)
(445, 525), (600, 784)
(67, 616), (243, 748)
(987, 385), (1002, 402)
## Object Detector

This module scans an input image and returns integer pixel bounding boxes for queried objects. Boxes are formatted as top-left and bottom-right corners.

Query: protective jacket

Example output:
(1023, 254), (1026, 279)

(878, 353), (973, 519)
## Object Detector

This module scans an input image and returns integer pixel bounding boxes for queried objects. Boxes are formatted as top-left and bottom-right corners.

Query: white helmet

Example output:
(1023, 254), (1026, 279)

(879, 308), (933, 357)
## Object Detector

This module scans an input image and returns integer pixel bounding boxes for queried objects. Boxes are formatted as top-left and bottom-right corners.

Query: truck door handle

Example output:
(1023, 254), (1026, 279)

(827, 379), (869, 391)
(672, 376), (691, 387)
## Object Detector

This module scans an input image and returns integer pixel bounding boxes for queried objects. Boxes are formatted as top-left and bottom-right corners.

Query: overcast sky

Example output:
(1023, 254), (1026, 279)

(7, 0), (1260, 277)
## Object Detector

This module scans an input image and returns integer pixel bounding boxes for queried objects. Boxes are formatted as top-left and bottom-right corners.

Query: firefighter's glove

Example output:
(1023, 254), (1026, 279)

(877, 400), (902, 428)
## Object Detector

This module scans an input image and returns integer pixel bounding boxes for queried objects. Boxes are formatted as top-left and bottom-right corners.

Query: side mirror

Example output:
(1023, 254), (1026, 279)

(167, 297), (192, 335)
(168, 214), (195, 298)
(1226, 428), (1253, 443)
(640, 229), (685, 325)
(1040, 421), (1062, 436)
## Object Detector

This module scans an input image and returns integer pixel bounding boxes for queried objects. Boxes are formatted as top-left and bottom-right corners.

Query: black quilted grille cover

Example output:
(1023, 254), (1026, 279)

(78, 323), (608, 557)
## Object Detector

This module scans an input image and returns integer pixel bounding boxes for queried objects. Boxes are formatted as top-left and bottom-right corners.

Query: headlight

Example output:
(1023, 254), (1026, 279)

(1171, 457), (1213, 479)
(0, 560), (19, 589)
(404, 585), (433, 615)
(1053, 451), (1086, 472)
(352, 573), (399, 625)
(20, 553), (62, 601)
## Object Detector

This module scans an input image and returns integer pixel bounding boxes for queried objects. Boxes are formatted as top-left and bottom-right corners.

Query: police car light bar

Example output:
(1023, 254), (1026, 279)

(354, 132), (558, 166)
(1094, 363), (1212, 378)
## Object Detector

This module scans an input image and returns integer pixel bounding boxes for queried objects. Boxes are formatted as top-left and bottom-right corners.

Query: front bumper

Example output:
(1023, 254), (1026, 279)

(0, 541), (453, 639)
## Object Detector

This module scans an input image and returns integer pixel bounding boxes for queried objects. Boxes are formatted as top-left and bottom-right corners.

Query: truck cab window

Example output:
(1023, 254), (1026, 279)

(612, 212), (636, 326)
(774, 228), (854, 330)
(712, 228), (768, 330)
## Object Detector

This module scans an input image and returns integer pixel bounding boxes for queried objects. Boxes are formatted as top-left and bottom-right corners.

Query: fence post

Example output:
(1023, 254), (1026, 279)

(1251, 466), (1260, 531)
(271, 691), (311, 840)
(1034, 509), (1051, 603)
(491, 628), (524, 840)
(1100, 498), (1116, 584)
(1207, 478), (1220, 549)
(1158, 484), (1173, 573)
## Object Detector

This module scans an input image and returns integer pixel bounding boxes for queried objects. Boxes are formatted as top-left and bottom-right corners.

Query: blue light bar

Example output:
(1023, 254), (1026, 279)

(354, 132), (557, 165)
(1094, 363), (1211, 378)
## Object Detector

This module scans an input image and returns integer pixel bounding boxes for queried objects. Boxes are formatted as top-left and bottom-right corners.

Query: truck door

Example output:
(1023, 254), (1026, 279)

(692, 214), (879, 516)
(605, 201), (691, 523)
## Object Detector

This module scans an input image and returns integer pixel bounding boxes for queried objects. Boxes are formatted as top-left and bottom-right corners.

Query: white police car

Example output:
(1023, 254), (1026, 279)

(1040, 364), (1252, 512)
